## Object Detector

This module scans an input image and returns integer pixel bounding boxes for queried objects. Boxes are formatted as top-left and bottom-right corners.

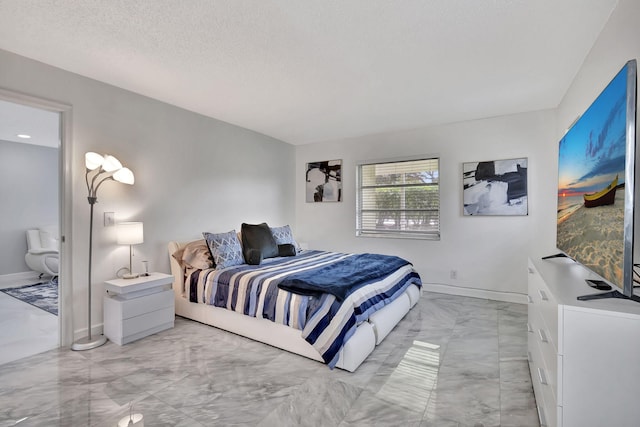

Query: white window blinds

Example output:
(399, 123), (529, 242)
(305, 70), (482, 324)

(357, 158), (440, 240)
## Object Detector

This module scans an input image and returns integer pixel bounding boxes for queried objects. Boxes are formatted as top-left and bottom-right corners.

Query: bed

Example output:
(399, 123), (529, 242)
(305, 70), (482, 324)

(167, 237), (422, 372)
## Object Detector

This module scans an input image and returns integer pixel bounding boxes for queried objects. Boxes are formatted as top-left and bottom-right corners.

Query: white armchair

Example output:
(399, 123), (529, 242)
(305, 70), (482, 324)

(25, 226), (59, 279)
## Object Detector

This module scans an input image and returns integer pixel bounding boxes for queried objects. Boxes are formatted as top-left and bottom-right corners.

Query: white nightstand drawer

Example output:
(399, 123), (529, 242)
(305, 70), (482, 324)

(108, 288), (173, 319)
(107, 307), (174, 345)
(105, 272), (173, 297)
(122, 306), (173, 336)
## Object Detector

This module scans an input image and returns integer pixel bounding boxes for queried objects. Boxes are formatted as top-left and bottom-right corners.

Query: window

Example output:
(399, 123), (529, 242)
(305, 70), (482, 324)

(356, 157), (440, 240)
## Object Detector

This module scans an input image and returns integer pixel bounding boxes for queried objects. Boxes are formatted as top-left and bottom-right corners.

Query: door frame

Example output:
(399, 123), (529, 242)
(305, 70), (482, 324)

(0, 87), (73, 346)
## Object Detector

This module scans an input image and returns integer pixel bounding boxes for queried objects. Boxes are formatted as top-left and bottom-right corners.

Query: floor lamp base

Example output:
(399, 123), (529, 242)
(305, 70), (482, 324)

(71, 335), (108, 351)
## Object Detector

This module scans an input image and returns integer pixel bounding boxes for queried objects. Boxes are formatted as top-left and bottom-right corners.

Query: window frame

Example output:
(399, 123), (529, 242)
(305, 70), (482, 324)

(356, 155), (441, 240)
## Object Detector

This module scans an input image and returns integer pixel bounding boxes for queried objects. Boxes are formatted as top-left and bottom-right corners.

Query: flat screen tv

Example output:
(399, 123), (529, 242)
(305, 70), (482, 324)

(555, 59), (639, 302)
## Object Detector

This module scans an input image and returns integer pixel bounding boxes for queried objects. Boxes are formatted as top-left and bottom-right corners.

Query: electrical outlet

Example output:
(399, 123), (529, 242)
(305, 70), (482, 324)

(104, 212), (115, 227)
(450, 270), (457, 280)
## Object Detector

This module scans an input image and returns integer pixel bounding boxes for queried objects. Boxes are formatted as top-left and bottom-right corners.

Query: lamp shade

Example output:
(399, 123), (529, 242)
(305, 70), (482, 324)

(102, 155), (123, 172)
(117, 222), (144, 245)
(113, 167), (135, 185)
(85, 152), (104, 170)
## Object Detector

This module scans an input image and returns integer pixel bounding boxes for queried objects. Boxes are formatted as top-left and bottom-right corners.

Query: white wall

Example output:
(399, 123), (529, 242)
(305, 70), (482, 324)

(295, 110), (557, 300)
(0, 49), (295, 342)
(0, 140), (58, 274)
(294, 0), (640, 301)
(556, 0), (640, 268)
(557, 0), (640, 134)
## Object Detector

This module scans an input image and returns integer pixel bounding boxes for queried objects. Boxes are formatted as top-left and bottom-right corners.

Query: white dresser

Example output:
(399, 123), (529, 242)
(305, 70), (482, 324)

(103, 272), (174, 345)
(528, 257), (640, 427)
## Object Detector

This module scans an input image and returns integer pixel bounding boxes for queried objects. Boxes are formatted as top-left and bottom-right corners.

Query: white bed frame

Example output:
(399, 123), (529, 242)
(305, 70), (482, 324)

(168, 240), (421, 372)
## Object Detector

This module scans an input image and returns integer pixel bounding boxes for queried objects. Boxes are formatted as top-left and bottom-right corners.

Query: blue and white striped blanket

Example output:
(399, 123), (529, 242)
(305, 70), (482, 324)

(186, 250), (422, 368)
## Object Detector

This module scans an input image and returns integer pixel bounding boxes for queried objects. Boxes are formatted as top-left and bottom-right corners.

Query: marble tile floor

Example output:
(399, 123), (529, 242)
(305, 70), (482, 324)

(0, 289), (58, 366)
(0, 292), (539, 426)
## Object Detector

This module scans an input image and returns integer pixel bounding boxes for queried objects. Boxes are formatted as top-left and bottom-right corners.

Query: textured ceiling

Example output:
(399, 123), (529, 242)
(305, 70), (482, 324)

(0, 0), (618, 145)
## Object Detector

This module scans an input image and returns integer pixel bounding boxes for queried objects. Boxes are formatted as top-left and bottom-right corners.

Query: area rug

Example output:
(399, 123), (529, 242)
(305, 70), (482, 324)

(1, 281), (58, 315)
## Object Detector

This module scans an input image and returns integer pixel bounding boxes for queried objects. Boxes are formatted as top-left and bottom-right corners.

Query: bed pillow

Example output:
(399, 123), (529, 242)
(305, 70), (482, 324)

(278, 244), (297, 257)
(172, 240), (213, 270)
(241, 222), (279, 262)
(245, 248), (264, 265)
(202, 230), (245, 269)
(270, 225), (301, 253)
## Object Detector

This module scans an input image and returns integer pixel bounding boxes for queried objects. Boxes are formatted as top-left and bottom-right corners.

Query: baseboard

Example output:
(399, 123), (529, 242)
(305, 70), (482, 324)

(422, 283), (528, 304)
(0, 271), (40, 289)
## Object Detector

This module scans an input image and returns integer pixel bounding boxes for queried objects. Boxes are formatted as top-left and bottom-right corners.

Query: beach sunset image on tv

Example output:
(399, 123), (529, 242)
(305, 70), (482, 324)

(557, 63), (629, 289)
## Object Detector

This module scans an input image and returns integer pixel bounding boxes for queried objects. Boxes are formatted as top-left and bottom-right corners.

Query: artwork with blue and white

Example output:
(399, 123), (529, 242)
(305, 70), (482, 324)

(306, 159), (342, 202)
(463, 157), (528, 216)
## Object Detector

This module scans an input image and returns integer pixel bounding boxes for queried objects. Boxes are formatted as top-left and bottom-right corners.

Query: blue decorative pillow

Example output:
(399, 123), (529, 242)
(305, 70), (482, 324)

(270, 225), (300, 253)
(202, 230), (245, 269)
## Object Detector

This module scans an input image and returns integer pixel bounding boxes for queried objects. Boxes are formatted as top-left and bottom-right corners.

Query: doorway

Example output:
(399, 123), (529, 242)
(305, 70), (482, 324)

(0, 89), (72, 364)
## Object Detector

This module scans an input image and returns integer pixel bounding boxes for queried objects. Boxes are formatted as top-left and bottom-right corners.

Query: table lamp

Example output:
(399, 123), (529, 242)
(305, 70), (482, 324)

(117, 222), (144, 279)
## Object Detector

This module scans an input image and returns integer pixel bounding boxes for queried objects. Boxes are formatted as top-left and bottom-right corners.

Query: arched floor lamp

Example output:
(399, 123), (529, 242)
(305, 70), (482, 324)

(71, 152), (134, 351)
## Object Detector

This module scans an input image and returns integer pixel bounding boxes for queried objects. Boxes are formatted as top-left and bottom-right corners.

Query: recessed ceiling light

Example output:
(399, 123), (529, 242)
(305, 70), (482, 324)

(17, 134), (31, 139)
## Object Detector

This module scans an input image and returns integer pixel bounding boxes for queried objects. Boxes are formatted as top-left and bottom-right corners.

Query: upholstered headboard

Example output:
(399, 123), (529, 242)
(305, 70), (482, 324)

(167, 240), (196, 299)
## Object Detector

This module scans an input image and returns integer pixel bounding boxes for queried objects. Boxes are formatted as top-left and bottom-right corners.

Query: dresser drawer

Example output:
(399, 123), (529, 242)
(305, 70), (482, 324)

(529, 345), (558, 427)
(538, 298), (558, 349)
(528, 264), (559, 349)
(530, 331), (557, 399)
(530, 310), (558, 386)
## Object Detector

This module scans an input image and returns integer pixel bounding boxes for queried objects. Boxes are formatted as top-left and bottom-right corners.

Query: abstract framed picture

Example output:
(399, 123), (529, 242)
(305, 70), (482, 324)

(463, 157), (528, 216)
(306, 159), (342, 202)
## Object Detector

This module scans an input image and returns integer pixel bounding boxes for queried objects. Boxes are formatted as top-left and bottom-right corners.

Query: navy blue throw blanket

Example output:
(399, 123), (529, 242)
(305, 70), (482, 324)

(277, 253), (411, 301)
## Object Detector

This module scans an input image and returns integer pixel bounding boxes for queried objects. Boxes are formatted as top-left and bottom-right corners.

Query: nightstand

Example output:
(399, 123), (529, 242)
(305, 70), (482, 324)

(103, 272), (174, 345)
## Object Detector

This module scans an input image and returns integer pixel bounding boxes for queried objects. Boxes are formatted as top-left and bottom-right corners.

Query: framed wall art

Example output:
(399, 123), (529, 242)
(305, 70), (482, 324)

(463, 157), (528, 216)
(306, 159), (342, 202)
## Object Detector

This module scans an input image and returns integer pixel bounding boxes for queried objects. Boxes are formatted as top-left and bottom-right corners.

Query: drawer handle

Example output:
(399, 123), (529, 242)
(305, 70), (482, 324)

(538, 329), (548, 343)
(538, 289), (548, 301)
(538, 405), (547, 427)
(538, 367), (548, 385)
(527, 323), (533, 333)
(527, 295), (533, 304)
